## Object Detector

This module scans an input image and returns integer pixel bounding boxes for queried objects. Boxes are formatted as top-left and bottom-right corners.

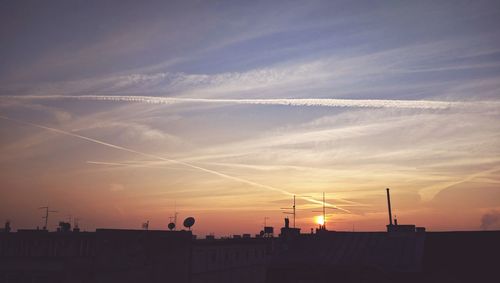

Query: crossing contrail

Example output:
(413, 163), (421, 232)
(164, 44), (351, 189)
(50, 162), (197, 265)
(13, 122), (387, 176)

(1, 94), (474, 109)
(0, 115), (349, 212)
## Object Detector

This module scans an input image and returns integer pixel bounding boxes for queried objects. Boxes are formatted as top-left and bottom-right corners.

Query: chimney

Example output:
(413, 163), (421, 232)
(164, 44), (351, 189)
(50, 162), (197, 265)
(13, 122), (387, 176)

(386, 188), (393, 226)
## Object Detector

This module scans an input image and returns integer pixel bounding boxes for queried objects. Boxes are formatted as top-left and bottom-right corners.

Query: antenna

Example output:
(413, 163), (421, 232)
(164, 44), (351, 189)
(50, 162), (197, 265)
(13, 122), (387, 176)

(281, 195), (295, 227)
(263, 216), (269, 227)
(74, 217), (81, 229)
(323, 192), (326, 229)
(142, 220), (149, 230)
(38, 206), (57, 230)
(312, 192), (337, 230)
(4, 220), (11, 233)
(386, 188), (393, 226)
(174, 201), (178, 229)
(281, 195), (311, 228)
(169, 202), (179, 231)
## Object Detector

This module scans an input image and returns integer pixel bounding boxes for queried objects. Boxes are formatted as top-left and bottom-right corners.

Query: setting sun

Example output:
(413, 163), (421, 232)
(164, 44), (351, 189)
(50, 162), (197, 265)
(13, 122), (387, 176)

(315, 215), (324, 226)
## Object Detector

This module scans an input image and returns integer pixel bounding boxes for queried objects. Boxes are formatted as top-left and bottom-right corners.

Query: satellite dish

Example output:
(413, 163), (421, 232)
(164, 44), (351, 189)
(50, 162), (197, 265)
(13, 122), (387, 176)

(183, 217), (195, 230)
(168, 222), (175, 231)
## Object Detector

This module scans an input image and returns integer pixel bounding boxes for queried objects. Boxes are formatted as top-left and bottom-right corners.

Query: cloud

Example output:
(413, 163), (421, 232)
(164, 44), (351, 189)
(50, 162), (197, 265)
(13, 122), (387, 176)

(480, 210), (500, 230)
(0, 100), (72, 123)
(0, 115), (350, 213)
(72, 121), (182, 144)
(4, 94), (491, 110)
(5, 33), (500, 101)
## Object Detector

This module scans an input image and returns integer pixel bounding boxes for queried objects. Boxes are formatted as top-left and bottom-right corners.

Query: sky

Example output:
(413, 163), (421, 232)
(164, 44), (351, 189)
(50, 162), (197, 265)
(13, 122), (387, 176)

(1, 0), (500, 235)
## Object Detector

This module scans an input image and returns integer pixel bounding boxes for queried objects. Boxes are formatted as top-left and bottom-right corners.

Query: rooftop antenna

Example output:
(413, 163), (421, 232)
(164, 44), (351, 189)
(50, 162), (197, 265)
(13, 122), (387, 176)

(38, 206), (57, 230)
(168, 211), (178, 231)
(264, 216), (269, 227)
(312, 192), (337, 230)
(4, 220), (11, 233)
(169, 201), (179, 231)
(281, 195), (295, 228)
(386, 188), (393, 226)
(73, 217), (80, 229)
(312, 192), (326, 229)
(281, 195), (312, 228)
(322, 192), (326, 229)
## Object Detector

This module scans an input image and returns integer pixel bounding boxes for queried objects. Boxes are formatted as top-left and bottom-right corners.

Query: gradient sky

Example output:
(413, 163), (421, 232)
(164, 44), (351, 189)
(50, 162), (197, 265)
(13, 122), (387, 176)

(1, 0), (500, 235)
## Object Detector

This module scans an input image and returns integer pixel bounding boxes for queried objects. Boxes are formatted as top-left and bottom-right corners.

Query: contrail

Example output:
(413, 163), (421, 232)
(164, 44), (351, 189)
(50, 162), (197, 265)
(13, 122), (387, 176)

(0, 115), (349, 212)
(88, 159), (365, 206)
(86, 160), (186, 170)
(2, 94), (472, 109)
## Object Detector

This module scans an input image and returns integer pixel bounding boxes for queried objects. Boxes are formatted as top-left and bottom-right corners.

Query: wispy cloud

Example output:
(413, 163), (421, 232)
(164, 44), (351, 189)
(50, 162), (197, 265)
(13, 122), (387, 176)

(4, 94), (492, 110)
(0, 115), (350, 212)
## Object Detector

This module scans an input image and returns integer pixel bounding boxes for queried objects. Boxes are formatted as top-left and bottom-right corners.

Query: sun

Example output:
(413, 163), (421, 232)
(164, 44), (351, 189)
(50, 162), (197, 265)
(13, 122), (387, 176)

(315, 215), (324, 226)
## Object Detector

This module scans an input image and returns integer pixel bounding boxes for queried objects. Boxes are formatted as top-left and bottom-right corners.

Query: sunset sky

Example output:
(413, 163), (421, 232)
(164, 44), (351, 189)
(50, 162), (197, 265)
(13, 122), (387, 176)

(1, 0), (500, 235)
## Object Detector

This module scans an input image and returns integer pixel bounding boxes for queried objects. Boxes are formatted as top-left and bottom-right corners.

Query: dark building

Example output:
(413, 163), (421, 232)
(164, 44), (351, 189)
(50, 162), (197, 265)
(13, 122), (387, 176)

(1, 227), (499, 283)
(264, 188), (499, 282)
(266, 229), (500, 283)
(422, 231), (500, 283)
(0, 229), (192, 283)
(267, 229), (426, 283)
(191, 237), (270, 283)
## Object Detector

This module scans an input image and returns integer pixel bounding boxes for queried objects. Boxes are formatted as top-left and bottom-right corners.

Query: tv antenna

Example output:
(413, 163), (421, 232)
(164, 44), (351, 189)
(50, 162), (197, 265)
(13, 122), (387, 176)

(312, 192), (337, 230)
(142, 220), (149, 230)
(169, 202), (179, 231)
(38, 206), (57, 230)
(263, 216), (269, 227)
(74, 217), (81, 229)
(168, 215), (177, 230)
(281, 194), (311, 228)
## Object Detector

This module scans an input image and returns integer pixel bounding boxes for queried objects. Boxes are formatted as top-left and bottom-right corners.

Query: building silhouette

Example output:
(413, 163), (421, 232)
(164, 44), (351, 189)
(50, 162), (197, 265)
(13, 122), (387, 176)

(1, 223), (499, 283)
(1, 190), (499, 282)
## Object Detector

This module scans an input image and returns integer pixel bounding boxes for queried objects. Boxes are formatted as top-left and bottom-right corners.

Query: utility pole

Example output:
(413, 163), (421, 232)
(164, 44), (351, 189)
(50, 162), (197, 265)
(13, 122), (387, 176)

(38, 206), (57, 230)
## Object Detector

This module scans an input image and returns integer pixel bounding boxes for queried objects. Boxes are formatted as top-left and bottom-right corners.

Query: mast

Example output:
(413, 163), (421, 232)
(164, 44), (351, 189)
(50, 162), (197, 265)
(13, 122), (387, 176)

(323, 192), (326, 230)
(386, 188), (393, 226)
